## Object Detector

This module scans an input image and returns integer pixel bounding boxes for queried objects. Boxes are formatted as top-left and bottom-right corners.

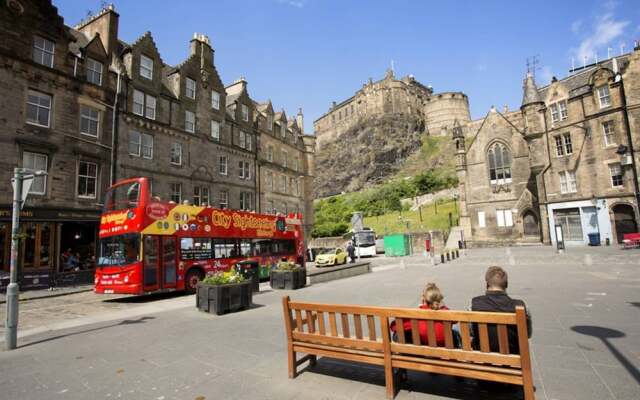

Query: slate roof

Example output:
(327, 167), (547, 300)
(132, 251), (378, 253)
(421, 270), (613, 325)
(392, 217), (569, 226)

(67, 28), (89, 56)
(537, 55), (630, 100)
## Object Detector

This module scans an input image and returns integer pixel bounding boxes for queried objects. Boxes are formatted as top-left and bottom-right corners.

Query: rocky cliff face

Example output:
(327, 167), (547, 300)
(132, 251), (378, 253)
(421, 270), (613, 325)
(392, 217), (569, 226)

(314, 113), (432, 198)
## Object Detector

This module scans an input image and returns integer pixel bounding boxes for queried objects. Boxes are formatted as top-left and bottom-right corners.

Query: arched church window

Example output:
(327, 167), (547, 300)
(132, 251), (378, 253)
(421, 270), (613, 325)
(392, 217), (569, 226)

(488, 143), (512, 185)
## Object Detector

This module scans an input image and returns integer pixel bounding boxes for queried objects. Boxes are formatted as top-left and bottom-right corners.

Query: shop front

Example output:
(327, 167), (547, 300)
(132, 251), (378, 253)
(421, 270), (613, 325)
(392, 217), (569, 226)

(0, 207), (100, 290)
(547, 199), (612, 246)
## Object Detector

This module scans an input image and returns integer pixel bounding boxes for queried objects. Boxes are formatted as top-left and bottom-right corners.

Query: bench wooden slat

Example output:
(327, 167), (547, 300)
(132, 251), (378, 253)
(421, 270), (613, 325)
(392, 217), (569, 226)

(392, 359), (524, 386)
(478, 323), (490, 352)
(410, 319), (420, 345)
(293, 341), (384, 359)
(367, 315), (377, 341)
(459, 322), (472, 350)
(393, 354), (523, 376)
(306, 310), (316, 334)
(390, 343), (522, 368)
(498, 324), (509, 354)
(396, 318), (405, 343)
(288, 301), (518, 324)
(341, 313), (351, 338)
(381, 316), (395, 400)
(354, 314), (363, 339)
(516, 307), (535, 400)
(329, 312), (338, 336)
(293, 344), (385, 367)
(292, 331), (383, 352)
(317, 311), (326, 335)
(295, 309), (304, 333)
(427, 320), (437, 347)
(443, 321), (454, 349)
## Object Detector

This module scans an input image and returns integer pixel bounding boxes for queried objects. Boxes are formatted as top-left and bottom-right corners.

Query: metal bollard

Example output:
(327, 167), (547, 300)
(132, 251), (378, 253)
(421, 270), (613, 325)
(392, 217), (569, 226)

(455, 250), (459, 258)
(446, 252), (450, 261)
(440, 254), (445, 264)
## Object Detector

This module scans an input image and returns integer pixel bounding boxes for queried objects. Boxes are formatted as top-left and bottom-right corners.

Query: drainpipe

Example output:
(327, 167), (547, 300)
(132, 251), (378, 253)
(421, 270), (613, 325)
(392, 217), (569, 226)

(617, 74), (640, 209)
(110, 69), (121, 185)
(540, 106), (553, 243)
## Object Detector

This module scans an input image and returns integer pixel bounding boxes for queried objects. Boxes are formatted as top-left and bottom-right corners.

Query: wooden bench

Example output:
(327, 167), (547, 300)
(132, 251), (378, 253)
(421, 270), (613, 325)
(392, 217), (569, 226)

(622, 233), (640, 249)
(282, 296), (534, 399)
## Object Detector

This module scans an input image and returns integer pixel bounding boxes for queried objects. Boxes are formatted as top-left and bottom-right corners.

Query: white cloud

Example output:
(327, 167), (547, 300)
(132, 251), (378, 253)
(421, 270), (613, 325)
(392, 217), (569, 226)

(571, 20), (583, 34)
(278, 0), (305, 8)
(573, 12), (630, 62)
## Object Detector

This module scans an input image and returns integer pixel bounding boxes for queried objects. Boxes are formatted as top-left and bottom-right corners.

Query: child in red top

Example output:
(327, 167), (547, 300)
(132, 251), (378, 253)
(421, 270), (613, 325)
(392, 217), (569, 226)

(391, 282), (449, 346)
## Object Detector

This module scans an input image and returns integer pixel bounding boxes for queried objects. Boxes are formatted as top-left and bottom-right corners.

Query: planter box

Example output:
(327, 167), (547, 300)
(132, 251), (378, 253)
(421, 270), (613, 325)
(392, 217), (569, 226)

(196, 280), (252, 315)
(270, 268), (307, 290)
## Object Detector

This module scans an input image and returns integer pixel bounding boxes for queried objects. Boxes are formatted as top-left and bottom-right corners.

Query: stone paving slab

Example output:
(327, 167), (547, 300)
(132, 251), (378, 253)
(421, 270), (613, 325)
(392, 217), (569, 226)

(1, 246), (640, 399)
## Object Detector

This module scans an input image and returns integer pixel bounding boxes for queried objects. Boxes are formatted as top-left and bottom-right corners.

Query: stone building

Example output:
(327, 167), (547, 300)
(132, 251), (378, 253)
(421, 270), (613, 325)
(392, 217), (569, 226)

(0, 0), (316, 285)
(254, 102), (315, 237)
(0, 0), (116, 285)
(313, 69), (470, 149)
(457, 45), (640, 246)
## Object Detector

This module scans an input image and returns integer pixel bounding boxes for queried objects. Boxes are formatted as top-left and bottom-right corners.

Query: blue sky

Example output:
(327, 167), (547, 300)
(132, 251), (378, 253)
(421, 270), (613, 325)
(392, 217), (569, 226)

(56, 0), (639, 132)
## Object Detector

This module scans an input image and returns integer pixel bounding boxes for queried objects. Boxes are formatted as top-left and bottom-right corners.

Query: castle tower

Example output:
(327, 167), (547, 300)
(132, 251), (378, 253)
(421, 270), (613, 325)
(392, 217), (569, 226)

(520, 72), (544, 135)
(452, 119), (472, 240)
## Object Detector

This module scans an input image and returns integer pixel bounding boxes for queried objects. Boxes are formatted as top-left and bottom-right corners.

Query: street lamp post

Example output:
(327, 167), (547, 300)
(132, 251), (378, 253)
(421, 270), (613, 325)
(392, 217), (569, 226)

(5, 168), (46, 350)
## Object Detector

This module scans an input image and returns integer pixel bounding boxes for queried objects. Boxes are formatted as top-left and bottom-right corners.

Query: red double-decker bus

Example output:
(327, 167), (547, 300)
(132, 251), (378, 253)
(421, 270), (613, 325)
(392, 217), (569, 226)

(95, 177), (305, 295)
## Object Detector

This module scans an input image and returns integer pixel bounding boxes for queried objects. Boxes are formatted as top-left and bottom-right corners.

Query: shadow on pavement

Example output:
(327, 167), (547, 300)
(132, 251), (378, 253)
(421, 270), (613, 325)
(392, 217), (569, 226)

(104, 291), (188, 303)
(18, 316), (155, 349)
(304, 358), (524, 400)
(571, 325), (640, 385)
(628, 302), (640, 309)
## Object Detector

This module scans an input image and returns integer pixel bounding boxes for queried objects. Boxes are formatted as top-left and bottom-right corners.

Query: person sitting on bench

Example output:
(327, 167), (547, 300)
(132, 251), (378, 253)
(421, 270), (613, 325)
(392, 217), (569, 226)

(390, 282), (450, 344)
(471, 266), (532, 354)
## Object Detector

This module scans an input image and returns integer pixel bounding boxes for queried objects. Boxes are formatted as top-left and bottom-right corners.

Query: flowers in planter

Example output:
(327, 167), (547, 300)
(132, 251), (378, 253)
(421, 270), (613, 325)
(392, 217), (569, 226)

(201, 270), (246, 286)
(275, 260), (302, 271)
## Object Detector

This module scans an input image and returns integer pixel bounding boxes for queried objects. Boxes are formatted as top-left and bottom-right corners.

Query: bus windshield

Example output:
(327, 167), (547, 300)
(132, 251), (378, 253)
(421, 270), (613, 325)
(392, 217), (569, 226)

(355, 231), (376, 245)
(97, 233), (140, 267)
(103, 181), (141, 212)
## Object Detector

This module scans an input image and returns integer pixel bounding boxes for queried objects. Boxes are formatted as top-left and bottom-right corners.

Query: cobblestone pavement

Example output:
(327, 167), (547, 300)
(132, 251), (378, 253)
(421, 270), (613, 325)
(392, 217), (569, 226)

(0, 245), (639, 400)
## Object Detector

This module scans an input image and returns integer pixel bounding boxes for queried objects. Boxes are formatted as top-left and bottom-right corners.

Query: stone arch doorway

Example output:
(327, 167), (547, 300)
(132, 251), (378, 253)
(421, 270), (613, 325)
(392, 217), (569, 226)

(522, 210), (540, 237)
(612, 204), (637, 243)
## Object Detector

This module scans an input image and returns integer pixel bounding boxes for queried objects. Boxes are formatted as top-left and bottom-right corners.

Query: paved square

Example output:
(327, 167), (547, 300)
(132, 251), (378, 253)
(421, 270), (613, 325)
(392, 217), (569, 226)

(1, 245), (640, 399)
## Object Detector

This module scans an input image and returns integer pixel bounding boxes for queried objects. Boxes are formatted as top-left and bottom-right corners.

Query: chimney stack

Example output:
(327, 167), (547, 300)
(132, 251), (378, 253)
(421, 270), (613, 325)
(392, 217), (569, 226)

(190, 32), (213, 65)
(75, 4), (119, 57)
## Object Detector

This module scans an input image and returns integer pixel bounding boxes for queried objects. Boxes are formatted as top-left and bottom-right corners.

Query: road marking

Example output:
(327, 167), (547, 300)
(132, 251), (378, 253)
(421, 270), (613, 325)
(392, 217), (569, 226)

(587, 292), (607, 296)
(572, 303), (593, 308)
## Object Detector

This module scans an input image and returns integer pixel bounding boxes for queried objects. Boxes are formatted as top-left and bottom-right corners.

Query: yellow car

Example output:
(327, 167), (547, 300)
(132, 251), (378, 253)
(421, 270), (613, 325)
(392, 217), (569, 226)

(315, 248), (348, 267)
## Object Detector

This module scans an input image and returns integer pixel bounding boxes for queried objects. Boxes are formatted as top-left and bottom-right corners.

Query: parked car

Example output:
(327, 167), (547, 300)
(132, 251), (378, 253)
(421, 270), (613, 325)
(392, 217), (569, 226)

(315, 248), (348, 267)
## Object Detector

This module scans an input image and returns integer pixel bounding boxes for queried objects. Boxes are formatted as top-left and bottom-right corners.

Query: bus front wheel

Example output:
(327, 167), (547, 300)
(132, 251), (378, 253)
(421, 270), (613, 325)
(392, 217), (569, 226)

(185, 268), (204, 294)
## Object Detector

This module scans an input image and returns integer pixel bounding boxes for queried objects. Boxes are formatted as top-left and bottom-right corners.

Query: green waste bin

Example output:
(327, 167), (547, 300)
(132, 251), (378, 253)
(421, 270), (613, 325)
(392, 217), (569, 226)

(383, 234), (412, 257)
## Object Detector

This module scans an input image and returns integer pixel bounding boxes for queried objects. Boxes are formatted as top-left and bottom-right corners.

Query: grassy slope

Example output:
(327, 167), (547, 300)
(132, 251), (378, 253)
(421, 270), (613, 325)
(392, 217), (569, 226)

(392, 136), (456, 180)
(363, 199), (458, 235)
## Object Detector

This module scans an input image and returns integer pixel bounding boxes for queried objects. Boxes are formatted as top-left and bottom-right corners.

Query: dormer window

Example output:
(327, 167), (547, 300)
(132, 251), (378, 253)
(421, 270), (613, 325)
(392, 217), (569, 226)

(33, 36), (54, 68)
(241, 104), (249, 122)
(597, 85), (611, 108)
(140, 55), (153, 80)
(280, 123), (286, 138)
(186, 78), (196, 99)
(550, 100), (567, 123)
(267, 114), (273, 131)
(86, 58), (103, 86)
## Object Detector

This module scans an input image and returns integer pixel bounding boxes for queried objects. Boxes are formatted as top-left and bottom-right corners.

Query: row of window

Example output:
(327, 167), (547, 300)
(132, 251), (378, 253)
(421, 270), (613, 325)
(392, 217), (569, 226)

(477, 209), (514, 228)
(179, 238), (295, 261)
(558, 164), (623, 194)
(168, 183), (253, 210)
(548, 85), (611, 124)
(22, 151), (99, 198)
(266, 145), (300, 170)
(265, 200), (298, 216)
(553, 121), (617, 158)
(331, 104), (356, 123)
(265, 172), (301, 196)
(33, 36), (103, 86)
(27, 90), (103, 137)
